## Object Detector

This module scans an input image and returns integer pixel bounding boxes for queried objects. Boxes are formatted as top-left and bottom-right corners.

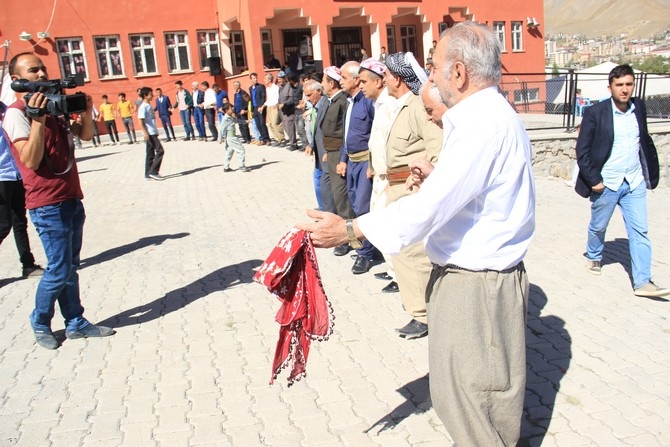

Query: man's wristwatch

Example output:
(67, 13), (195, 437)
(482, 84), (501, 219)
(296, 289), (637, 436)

(345, 219), (362, 249)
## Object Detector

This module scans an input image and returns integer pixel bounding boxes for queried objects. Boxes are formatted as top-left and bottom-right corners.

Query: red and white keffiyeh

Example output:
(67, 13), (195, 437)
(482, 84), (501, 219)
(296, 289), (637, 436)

(254, 228), (334, 386)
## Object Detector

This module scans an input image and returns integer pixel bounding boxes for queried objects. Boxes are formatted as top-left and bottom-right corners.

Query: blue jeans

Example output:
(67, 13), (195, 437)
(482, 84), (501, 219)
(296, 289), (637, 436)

(313, 167), (323, 211)
(586, 181), (652, 289)
(179, 109), (194, 139)
(193, 107), (206, 138)
(28, 199), (88, 332)
(346, 159), (375, 260)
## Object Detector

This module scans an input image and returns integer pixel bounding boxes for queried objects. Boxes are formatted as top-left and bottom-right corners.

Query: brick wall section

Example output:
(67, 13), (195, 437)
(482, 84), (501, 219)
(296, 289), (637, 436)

(530, 131), (670, 186)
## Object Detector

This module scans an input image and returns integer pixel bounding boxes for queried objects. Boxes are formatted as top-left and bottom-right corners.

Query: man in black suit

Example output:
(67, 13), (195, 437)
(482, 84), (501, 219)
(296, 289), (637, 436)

(154, 88), (176, 141)
(576, 64), (668, 298)
(249, 72), (270, 145)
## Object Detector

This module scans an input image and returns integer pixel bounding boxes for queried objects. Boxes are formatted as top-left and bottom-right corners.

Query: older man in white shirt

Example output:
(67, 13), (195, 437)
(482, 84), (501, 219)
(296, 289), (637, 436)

(298, 22), (535, 447)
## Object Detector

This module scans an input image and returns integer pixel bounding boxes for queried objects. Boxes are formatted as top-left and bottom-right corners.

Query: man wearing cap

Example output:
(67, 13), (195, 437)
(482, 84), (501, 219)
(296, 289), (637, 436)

(358, 58), (399, 293)
(382, 52), (443, 339)
(339, 61), (376, 274)
(321, 66), (354, 256)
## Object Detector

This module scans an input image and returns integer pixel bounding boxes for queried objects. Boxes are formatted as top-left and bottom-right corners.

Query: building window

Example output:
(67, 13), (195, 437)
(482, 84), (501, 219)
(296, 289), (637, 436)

(283, 28), (312, 65)
(197, 30), (220, 70)
(438, 22), (449, 34)
(514, 87), (539, 104)
(330, 27), (362, 66)
(512, 21), (523, 52)
(129, 33), (158, 75)
(386, 25), (396, 54)
(56, 37), (89, 80)
(261, 30), (273, 64)
(165, 32), (191, 72)
(94, 35), (124, 79)
(230, 31), (247, 69)
(493, 22), (506, 52)
(399, 25), (417, 54)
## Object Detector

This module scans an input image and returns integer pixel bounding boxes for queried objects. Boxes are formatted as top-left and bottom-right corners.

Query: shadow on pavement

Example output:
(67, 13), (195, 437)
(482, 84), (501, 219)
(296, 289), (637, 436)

(80, 232), (190, 269)
(0, 275), (23, 289)
(602, 238), (632, 281)
(176, 164), (223, 177)
(76, 152), (120, 163)
(519, 283), (571, 446)
(78, 168), (108, 175)
(364, 373), (431, 435)
(97, 258), (262, 329)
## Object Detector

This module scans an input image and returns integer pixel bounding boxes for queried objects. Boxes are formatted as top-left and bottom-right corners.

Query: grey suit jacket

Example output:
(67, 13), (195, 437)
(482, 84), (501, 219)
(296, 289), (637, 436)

(312, 96), (330, 170)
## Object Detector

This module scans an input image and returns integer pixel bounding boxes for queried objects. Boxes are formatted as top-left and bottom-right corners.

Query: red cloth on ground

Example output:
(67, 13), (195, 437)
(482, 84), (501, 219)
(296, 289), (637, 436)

(254, 228), (334, 386)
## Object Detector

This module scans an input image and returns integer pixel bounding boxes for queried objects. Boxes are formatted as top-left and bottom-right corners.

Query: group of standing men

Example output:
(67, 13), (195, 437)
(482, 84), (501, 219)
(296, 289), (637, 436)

(298, 21), (668, 447)
(1, 20), (668, 447)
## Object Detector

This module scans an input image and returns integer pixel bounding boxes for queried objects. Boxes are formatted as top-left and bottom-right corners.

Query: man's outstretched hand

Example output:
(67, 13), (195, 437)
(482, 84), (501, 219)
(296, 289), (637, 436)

(295, 209), (349, 248)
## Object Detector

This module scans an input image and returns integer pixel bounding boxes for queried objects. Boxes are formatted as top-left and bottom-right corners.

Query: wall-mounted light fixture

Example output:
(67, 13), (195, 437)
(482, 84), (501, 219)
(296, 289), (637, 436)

(526, 17), (540, 28)
(37, 31), (50, 39)
(19, 31), (33, 41)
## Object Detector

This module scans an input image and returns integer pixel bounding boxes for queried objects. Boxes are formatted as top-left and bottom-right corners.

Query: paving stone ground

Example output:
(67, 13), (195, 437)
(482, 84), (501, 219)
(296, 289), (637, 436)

(0, 136), (669, 446)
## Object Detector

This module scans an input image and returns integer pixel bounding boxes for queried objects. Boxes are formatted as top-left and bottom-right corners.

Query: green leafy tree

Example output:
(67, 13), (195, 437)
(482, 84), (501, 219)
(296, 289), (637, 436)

(634, 55), (670, 73)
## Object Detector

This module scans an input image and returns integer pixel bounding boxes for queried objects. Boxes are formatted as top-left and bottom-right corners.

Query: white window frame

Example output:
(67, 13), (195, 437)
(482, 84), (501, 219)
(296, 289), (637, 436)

(514, 87), (539, 104)
(512, 21), (523, 52)
(197, 30), (221, 70)
(493, 22), (506, 52)
(94, 35), (125, 79)
(165, 31), (191, 73)
(56, 37), (89, 81)
(129, 33), (158, 76)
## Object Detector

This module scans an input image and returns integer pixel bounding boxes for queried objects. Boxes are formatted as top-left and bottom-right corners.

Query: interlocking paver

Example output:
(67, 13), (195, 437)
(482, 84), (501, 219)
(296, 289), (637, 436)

(1, 136), (669, 446)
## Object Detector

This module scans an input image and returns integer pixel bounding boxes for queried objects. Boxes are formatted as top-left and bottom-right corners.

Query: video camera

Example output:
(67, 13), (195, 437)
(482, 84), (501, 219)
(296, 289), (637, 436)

(10, 76), (87, 117)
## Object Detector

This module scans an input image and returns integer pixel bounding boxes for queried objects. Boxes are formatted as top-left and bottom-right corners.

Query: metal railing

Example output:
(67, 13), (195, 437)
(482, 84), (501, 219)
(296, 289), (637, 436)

(500, 71), (670, 132)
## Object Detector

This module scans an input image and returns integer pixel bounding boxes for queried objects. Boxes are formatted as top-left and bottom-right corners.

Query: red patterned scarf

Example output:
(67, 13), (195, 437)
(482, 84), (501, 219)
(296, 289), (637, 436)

(254, 228), (334, 385)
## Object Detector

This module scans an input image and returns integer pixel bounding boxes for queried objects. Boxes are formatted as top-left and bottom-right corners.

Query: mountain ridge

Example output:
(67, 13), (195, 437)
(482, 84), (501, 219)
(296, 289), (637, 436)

(544, 0), (670, 38)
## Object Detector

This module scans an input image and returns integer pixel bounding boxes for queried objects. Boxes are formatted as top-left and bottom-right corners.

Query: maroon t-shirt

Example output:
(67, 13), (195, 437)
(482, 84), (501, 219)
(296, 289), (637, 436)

(6, 101), (83, 209)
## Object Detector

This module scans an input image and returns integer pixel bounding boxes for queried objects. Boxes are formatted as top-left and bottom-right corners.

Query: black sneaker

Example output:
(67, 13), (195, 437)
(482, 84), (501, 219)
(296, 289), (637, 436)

(22, 264), (44, 278)
(148, 174), (165, 181)
(396, 319), (428, 339)
(223, 167), (233, 172)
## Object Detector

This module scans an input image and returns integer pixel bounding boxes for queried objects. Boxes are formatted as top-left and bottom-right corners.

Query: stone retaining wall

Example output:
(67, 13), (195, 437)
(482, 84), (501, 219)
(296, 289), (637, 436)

(531, 130), (670, 186)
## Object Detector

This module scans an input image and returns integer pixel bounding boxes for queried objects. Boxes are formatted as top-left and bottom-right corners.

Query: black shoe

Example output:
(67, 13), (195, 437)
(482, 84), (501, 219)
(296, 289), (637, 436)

(333, 244), (351, 257)
(382, 281), (399, 293)
(351, 256), (371, 275)
(374, 271), (393, 281)
(239, 166), (251, 172)
(22, 264), (44, 278)
(223, 167), (233, 172)
(396, 319), (428, 339)
(65, 323), (115, 340)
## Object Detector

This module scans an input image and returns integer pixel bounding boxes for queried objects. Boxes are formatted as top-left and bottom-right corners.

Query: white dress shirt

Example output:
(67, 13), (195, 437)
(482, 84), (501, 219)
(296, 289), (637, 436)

(204, 88), (217, 109)
(357, 86), (536, 271)
(601, 100), (643, 191)
(265, 83), (279, 107)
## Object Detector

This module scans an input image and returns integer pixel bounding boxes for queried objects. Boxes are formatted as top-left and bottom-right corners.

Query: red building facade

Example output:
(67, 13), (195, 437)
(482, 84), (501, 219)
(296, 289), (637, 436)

(1, 1), (544, 108)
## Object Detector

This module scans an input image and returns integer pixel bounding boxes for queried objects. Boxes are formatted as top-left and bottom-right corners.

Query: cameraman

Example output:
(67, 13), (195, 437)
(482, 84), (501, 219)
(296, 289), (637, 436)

(2, 52), (114, 349)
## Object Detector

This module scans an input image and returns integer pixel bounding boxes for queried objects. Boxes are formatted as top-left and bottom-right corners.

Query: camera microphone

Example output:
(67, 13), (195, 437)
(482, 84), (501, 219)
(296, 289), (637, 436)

(10, 79), (49, 93)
